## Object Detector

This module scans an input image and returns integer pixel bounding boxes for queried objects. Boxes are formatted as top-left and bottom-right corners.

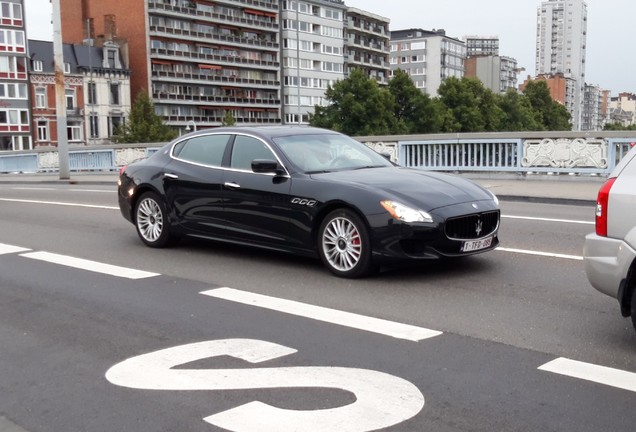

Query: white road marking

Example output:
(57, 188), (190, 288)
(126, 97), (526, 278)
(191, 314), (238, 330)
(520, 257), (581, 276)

(20, 251), (159, 279)
(497, 247), (583, 261)
(539, 357), (636, 393)
(0, 197), (118, 210)
(502, 214), (594, 225)
(0, 243), (31, 255)
(12, 187), (114, 193)
(201, 287), (442, 341)
(0, 416), (30, 432)
(106, 339), (425, 431)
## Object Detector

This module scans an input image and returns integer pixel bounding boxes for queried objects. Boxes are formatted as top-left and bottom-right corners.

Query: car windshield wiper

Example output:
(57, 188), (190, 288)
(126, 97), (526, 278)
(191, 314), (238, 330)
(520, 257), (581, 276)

(305, 170), (333, 174)
(352, 165), (387, 170)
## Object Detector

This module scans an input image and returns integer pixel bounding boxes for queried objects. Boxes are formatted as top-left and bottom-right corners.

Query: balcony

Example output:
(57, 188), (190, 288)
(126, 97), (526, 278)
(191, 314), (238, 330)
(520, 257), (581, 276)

(152, 92), (281, 108)
(148, 2), (279, 32)
(151, 69), (280, 89)
(149, 25), (279, 52)
(150, 48), (280, 71)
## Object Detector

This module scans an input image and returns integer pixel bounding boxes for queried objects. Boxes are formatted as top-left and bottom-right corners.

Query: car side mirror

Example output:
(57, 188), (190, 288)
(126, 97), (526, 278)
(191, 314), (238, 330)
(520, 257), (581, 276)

(251, 159), (284, 175)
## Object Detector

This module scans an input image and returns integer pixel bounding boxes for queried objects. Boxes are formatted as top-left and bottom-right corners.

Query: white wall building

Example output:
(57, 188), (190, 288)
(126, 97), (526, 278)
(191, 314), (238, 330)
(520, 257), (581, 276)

(535, 0), (588, 130)
(280, 0), (347, 125)
(390, 28), (466, 95)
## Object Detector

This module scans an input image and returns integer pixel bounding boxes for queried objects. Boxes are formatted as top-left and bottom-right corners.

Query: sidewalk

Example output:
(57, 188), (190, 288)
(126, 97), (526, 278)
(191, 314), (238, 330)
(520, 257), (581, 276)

(0, 171), (603, 205)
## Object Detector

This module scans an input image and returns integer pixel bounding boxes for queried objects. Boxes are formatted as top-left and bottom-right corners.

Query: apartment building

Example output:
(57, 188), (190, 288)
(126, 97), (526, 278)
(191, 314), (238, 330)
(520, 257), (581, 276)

(580, 83), (604, 131)
(280, 0), (346, 125)
(0, 0), (31, 151)
(389, 28), (466, 95)
(60, 0), (282, 131)
(608, 92), (636, 127)
(464, 55), (519, 94)
(464, 35), (499, 57)
(28, 40), (131, 146)
(535, 0), (588, 130)
(344, 7), (390, 85)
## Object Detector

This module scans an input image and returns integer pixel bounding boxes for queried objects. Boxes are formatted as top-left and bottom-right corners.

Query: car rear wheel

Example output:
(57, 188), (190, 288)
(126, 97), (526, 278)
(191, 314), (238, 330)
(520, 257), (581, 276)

(135, 192), (177, 248)
(631, 287), (636, 332)
(318, 209), (373, 278)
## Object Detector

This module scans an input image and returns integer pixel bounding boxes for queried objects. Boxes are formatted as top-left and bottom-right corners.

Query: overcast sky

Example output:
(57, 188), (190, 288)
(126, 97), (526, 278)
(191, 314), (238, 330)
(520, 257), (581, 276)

(24, 0), (634, 94)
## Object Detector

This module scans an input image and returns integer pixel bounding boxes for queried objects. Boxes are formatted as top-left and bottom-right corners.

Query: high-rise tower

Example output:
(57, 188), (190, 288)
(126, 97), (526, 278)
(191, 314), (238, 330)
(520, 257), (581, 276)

(535, 0), (587, 130)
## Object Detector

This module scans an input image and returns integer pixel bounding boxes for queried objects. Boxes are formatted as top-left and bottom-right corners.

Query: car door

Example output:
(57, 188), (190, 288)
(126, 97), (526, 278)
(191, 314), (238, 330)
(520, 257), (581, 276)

(221, 134), (297, 250)
(162, 133), (232, 236)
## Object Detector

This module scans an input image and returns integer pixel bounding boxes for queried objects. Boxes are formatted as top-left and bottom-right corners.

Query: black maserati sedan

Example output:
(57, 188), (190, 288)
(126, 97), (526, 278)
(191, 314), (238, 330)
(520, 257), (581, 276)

(118, 126), (500, 278)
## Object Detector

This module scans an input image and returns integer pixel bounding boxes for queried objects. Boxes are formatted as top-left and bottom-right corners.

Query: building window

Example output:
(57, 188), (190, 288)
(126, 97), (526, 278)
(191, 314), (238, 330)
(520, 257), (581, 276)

(109, 115), (123, 137)
(89, 114), (99, 138)
(87, 81), (97, 105)
(35, 87), (47, 108)
(64, 62), (71, 74)
(67, 122), (82, 142)
(106, 49), (117, 68)
(65, 88), (75, 109)
(37, 120), (48, 142)
(33, 60), (43, 72)
(109, 82), (120, 105)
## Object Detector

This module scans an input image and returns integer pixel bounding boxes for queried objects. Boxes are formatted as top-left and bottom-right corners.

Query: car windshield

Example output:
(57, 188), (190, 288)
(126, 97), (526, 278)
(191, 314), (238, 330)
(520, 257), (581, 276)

(273, 133), (393, 174)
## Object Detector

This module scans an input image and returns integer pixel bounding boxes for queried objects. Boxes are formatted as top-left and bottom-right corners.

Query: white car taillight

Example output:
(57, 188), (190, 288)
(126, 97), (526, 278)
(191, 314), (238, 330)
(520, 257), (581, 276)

(595, 178), (616, 237)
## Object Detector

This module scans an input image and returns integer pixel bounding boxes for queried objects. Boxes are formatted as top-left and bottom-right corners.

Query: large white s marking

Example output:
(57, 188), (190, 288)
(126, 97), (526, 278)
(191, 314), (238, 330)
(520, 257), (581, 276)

(106, 339), (424, 431)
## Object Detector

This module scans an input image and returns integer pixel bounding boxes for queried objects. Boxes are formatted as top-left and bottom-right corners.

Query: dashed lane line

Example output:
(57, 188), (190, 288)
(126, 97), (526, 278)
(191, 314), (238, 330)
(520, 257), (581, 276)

(496, 247), (583, 261)
(0, 197), (118, 210)
(200, 287), (443, 342)
(0, 243), (31, 255)
(20, 251), (159, 280)
(502, 214), (594, 225)
(539, 357), (636, 393)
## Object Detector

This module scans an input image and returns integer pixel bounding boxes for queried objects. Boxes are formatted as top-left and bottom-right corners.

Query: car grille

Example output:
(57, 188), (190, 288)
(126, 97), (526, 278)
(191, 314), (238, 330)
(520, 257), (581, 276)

(445, 211), (500, 240)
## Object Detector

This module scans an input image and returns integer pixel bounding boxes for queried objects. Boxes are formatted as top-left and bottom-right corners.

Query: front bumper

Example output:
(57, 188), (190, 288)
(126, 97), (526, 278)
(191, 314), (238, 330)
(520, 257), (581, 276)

(583, 233), (636, 299)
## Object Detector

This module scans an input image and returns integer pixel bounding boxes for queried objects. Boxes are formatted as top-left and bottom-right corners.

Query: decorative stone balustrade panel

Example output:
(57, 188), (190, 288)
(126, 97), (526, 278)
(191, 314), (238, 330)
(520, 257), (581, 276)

(362, 141), (398, 163)
(115, 148), (148, 167)
(522, 138), (608, 169)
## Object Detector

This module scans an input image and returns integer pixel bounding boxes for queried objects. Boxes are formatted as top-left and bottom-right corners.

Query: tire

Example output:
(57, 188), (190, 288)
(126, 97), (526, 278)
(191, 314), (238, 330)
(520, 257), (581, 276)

(134, 192), (177, 248)
(318, 209), (373, 278)
(631, 287), (636, 332)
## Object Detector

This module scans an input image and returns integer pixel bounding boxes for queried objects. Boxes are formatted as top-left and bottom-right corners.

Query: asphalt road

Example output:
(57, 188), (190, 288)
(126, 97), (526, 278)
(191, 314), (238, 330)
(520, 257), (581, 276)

(0, 184), (634, 432)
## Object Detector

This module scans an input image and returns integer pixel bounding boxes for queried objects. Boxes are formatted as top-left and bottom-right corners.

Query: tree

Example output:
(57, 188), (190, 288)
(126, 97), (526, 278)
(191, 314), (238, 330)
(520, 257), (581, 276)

(221, 110), (236, 126)
(522, 80), (572, 131)
(437, 77), (504, 132)
(310, 69), (396, 136)
(498, 89), (541, 131)
(113, 90), (177, 143)
(388, 69), (443, 134)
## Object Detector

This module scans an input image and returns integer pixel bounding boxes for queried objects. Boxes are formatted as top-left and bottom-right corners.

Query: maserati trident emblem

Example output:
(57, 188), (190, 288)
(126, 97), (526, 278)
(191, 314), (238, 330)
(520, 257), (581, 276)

(475, 219), (483, 237)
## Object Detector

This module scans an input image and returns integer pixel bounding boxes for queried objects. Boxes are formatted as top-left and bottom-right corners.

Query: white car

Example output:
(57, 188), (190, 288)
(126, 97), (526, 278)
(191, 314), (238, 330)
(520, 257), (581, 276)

(583, 145), (636, 331)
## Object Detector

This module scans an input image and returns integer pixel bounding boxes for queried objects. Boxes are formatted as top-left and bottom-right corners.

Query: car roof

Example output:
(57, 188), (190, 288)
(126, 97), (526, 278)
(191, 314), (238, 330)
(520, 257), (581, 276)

(186, 125), (342, 140)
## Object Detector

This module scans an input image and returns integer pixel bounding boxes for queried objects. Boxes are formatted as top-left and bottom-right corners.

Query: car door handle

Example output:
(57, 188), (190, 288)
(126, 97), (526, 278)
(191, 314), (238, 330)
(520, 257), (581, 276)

(163, 173), (179, 179)
(224, 182), (241, 189)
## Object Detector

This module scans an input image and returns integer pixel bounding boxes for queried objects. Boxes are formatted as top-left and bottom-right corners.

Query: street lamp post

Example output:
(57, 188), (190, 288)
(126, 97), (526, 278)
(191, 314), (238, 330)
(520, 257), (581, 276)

(185, 120), (197, 133)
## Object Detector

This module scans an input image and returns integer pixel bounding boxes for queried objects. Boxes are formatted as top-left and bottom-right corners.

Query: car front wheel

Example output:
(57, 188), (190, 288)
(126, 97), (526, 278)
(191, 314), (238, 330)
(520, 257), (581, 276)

(134, 192), (177, 248)
(318, 209), (373, 278)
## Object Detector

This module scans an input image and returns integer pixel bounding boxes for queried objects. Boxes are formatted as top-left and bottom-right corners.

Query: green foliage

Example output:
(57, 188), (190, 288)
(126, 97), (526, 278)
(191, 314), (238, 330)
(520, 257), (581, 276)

(388, 69), (442, 134)
(604, 122), (636, 131)
(437, 77), (505, 132)
(221, 110), (236, 126)
(310, 70), (576, 136)
(521, 80), (572, 131)
(498, 89), (541, 131)
(112, 90), (177, 143)
(310, 69), (396, 136)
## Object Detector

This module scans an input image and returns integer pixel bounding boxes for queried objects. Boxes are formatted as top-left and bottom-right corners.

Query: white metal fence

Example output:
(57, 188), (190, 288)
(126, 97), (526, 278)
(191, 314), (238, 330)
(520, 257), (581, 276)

(1, 132), (635, 175)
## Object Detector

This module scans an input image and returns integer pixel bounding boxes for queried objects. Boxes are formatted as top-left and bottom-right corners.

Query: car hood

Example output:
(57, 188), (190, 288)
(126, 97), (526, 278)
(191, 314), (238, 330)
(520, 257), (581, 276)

(312, 167), (495, 211)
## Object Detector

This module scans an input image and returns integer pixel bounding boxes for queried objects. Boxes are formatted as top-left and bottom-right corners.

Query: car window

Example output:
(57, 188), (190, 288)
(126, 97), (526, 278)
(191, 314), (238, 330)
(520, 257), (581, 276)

(230, 135), (275, 171)
(173, 135), (230, 167)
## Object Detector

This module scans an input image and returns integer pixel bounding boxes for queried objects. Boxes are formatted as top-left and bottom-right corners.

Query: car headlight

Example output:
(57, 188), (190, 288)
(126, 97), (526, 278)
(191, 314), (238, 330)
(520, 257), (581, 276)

(380, 200), (433, 223)
(490, 191), (500, 207)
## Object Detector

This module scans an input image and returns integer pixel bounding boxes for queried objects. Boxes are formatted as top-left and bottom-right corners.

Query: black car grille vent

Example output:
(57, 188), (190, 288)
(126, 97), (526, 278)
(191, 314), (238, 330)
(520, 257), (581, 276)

(445, 211), (499, 240)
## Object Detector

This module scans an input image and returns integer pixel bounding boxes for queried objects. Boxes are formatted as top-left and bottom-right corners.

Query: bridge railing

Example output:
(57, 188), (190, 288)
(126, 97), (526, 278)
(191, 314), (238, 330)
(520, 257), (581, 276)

(358, 132), (636, 176)
(1, 132), (635, 175)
